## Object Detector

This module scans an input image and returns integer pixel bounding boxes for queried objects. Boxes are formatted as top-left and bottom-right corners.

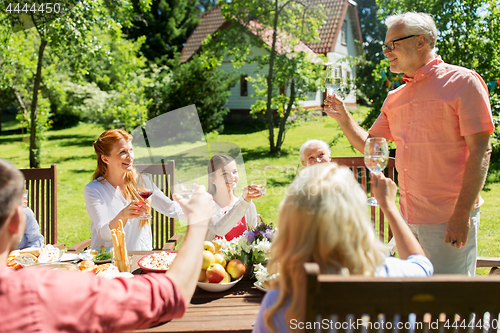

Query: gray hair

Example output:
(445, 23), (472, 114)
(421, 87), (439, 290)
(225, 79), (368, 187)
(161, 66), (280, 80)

(299, 140), (331, 163)
(385, 12), (437, 51)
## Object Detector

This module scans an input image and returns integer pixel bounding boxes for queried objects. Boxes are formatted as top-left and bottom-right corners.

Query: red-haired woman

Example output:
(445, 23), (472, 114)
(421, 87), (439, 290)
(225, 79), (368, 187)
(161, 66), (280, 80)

(84, 129), (184, 251)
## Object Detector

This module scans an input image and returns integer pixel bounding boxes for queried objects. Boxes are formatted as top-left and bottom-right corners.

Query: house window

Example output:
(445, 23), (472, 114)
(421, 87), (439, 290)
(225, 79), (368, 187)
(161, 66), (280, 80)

(341, 20), (347, 45)
(240, 75), (248, 96)
(346, 71), (351, 85)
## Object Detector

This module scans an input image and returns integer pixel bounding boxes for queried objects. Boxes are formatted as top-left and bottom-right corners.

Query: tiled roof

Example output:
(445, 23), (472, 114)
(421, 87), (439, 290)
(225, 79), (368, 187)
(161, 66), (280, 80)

(305, 0), (346, 54)
(181, 0), (360, 63)
(180, 6), (226, 63)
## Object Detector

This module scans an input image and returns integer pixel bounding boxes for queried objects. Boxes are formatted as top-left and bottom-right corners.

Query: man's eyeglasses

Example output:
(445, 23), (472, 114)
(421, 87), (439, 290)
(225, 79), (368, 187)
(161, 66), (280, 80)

(382, 35), (418, 52)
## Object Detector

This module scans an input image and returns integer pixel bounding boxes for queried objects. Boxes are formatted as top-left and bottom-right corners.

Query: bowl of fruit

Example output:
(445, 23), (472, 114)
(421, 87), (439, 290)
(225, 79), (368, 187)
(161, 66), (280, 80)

(196, 241), (246, 292)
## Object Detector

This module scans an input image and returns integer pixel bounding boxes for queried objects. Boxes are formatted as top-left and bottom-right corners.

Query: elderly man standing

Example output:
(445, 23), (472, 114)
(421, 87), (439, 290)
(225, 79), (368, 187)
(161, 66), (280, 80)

(325, 12), (493, 275)
(300, 139), (332, 167)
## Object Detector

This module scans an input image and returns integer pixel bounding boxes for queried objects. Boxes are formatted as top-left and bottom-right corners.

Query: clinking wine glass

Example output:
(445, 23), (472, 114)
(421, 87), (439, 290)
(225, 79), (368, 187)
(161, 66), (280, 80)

(364, 137), (389, 206)
(136, 173), (154, 218)
(175, 180), (198, 199)
(251, 179), (267, 197)
(324, 64), (342, 114)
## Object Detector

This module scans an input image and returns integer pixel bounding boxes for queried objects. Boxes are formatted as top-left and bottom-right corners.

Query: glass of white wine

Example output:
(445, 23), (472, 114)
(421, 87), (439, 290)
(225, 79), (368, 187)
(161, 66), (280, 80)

(364, 137), (389, 206)
(324, 64), (342, 113)
(175, 180), (198, 199)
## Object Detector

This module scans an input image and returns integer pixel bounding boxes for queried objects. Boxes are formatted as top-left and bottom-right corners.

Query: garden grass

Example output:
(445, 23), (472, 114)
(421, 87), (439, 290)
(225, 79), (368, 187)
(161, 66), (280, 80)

(1, 108), (499, 275)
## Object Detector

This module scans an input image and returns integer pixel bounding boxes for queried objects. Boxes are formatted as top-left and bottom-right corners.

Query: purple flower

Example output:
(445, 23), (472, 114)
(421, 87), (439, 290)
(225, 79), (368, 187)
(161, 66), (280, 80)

(244, 230), (255, 243)
(264, 229), (274, 240)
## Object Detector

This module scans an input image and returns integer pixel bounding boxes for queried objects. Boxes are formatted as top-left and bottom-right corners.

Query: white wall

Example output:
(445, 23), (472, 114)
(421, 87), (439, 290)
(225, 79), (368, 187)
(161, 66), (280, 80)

(326, 9), (357, 105)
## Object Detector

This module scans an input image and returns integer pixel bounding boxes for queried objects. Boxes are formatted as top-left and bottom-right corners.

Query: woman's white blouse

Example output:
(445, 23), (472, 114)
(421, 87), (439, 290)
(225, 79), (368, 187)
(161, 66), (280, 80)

(205, 195), (258, 241)
(84, 177), (185, 251)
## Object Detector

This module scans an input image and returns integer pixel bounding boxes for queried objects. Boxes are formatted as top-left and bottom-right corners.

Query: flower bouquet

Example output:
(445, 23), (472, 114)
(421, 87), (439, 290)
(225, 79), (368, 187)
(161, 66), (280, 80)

(212, 222), (275, 282)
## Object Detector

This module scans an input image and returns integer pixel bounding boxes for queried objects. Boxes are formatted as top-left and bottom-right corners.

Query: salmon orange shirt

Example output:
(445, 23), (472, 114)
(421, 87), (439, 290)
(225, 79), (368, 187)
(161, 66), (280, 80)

(370, 56), (494, 225)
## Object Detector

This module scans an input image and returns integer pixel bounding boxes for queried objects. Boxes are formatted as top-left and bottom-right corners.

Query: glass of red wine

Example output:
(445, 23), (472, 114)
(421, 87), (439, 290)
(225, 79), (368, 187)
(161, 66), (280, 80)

(136, 172), (154, 218)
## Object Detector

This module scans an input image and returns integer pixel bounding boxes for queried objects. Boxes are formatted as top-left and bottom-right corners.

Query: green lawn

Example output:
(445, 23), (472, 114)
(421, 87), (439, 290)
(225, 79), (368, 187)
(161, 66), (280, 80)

(1, 109), (499, 275)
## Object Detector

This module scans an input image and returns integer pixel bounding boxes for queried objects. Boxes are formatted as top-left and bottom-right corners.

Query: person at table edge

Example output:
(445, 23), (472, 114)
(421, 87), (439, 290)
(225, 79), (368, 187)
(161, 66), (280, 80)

(325, 12), (493, 275)
(0, 157), (215, 333)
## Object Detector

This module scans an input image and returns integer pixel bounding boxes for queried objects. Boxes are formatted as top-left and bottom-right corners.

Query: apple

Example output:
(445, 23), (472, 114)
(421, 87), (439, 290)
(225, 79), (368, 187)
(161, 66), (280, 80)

(226, 259), (246, 279)
(220, 270), (231, 284)
(204, 241), (216, 254)
(213, 241), (221, 253)
(206, 263), (226, 283)
(214, 253), (226, 268)
(198, 269), (208, 283)
(202, 250), (215, 270)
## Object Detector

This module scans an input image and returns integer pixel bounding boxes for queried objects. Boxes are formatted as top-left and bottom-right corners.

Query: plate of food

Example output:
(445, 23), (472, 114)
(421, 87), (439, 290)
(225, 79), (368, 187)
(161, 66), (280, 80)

(9, 245), (64, 268)
(197, 276), (243, 292)
(79, 249), (112, 264)
(138, 251), (178, 273)
(253, 274), (278, 292)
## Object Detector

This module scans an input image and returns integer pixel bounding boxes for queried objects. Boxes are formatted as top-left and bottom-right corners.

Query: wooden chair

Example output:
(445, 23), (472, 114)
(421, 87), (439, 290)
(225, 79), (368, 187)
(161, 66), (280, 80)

(20, 164), (64, 249)
(304, 262), (500, 333)
(68, 161), (182, 252)
(331, 156), (396, 243)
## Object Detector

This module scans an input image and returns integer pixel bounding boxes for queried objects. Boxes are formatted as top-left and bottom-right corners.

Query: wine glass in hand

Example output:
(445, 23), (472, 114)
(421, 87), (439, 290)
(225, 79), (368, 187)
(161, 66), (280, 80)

(324, 64), (342, 113)
(136, 173), (154, 218)
(175, 180), (198, 199)
(364, 137), (389, 206)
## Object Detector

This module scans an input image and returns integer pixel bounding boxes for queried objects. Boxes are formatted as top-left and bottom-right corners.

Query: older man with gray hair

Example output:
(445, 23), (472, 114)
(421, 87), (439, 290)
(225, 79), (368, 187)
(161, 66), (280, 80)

(300, 139), (332, 167)
(325, 12), (493, 275)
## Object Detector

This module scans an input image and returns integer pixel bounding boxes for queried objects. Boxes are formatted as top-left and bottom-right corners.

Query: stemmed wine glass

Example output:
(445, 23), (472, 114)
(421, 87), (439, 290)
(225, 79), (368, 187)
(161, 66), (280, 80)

(175, 180), (198, 199)
(364, 137), (389, 206)
(324, 64), (342, 113)
(136, 173), (154, 218)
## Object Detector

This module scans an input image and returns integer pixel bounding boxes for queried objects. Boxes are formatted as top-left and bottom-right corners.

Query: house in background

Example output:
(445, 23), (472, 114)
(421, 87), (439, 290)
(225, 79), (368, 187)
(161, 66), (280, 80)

(181, 0), (363, 117)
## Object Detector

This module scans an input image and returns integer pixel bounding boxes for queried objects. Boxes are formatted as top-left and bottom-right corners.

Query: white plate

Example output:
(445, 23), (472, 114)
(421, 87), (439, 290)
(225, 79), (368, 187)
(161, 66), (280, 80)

(197, 276), (243, 292)
(59, 252), (80, 262)
(254, 281), (267, 292)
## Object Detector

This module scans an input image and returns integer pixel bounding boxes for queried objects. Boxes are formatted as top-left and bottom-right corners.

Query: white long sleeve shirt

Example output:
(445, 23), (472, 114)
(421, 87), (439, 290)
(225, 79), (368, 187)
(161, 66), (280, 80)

(205, 195), (258, 241)
(84, 177), (185, 251)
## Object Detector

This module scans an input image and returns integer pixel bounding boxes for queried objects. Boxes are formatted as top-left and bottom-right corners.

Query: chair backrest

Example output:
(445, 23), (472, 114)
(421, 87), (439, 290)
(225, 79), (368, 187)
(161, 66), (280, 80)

(331, 156), (396, 243)
(304, 262), (500, 333)
(135, 161), (175, 250)
(19, 164), (57, 245)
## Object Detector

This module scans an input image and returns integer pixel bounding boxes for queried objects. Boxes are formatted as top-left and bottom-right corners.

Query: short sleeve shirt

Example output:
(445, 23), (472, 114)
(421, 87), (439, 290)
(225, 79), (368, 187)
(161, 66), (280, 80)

(370, 56), (494, 225)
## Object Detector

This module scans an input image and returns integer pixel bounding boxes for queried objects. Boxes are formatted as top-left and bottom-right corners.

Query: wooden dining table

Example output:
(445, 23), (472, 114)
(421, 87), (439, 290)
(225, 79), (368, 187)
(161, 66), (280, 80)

(127, 251), (265, 333)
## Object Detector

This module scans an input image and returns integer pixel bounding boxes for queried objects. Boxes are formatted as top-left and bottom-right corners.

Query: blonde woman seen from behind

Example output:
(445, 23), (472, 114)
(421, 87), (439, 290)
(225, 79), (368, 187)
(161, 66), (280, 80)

(252, 163), (433, 333)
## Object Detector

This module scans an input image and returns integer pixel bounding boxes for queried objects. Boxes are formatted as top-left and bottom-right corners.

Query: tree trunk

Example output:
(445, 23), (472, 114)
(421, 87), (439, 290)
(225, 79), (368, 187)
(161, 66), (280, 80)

(265, 0), (280, 154)
(29, 39), (48, 168)
(276, 78), (296, 152)
(0, 90), (2, 134)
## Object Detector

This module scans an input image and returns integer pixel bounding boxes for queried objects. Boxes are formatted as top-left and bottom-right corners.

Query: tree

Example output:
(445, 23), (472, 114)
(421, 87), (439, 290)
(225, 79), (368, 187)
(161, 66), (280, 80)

(219, 0), (325, 153)
(353, 0), (397, 129)
(374, 0), (500, 145)
(124, 0), (201, 64)
(0, 0), (152, 167)
(148, 54), (238, 134)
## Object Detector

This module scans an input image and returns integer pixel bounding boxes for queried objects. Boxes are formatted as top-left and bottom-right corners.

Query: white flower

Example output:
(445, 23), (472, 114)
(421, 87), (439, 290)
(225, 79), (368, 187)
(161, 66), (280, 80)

(254, 238), (272, 257)
(237, 235), (252, 253)
(253, 263), (269, 283)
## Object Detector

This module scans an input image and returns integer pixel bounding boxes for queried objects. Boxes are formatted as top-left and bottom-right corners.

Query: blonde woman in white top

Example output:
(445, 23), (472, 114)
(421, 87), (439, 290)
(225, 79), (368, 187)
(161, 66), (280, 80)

(84, 129), (184, 251)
